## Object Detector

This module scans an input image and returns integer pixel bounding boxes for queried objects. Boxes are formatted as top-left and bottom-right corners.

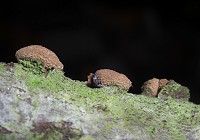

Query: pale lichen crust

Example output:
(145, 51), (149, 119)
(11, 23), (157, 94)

(15, 45), (64, 70)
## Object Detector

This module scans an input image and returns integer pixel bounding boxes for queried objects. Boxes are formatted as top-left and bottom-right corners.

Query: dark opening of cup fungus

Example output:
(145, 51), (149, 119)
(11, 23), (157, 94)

(87, 69), (132, 91)
(15, 45), (64, 71)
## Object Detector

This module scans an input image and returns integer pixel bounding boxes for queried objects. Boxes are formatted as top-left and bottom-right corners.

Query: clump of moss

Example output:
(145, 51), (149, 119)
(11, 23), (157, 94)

(0, 63), (6, 76)
(14, 61), (66, 93)
(0, 62), (5, 71)
(158, 80), (190, 101)
(18, 59), (46, 75)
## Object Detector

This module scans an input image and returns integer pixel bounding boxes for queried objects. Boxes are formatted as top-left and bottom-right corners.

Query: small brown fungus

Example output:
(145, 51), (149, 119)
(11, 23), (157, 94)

(15, 45), (64, 70)
(159, 79), (169, 89)
(141, 78), (169, 97)
(141, 78), (160, 97)
(87, 69), (132, 91)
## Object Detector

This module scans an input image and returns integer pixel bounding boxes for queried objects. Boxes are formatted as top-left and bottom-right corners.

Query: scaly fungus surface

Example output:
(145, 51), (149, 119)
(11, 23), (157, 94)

(15, 45), (64, 71)
(87, 69), (132, 91)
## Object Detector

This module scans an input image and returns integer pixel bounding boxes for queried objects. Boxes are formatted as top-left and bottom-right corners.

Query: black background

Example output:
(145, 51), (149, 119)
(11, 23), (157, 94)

(0, 2), (200, 104)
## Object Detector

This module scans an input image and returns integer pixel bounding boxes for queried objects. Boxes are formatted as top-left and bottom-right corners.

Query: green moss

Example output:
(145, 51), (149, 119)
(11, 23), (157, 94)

(0, 132), (62, 140)
(0, 134), (16, 140)
(17, 59), (46, 74)
(27, 132), (45, 140)
(0, 62), (5, 71)
(158, 80), (190, 101)
(0, 63), (6, 77)
(79, 135), (95, 140)
(42, 131), (63, 140)
(14, 62), (66, 93)
(9, 61), (200, 139)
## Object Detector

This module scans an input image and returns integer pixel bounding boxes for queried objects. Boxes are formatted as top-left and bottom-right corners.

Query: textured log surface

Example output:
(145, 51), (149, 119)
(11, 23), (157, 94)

(0, 62), (200, 140)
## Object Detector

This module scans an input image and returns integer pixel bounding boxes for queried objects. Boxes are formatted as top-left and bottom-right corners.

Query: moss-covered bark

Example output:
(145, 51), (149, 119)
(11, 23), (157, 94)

(0, 62), (200, 140)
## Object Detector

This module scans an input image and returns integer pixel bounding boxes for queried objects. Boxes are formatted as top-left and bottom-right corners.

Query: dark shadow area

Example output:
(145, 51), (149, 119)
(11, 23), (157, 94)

(0, 2), (200, 104)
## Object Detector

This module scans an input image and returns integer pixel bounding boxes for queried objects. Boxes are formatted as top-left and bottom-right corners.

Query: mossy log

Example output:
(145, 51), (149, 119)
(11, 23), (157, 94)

(0, 62), (200, 140)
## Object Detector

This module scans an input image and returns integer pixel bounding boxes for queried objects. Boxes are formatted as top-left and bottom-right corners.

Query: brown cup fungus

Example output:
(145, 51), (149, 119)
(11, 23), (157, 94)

(141, 78), (190, 100)
(87, 69), (132, 91)
(15, 45), (64, 70)
(141, 78), (169, 97)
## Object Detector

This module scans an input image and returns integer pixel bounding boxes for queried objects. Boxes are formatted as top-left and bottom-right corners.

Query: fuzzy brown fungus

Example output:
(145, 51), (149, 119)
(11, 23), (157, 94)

(87, 69), (132, 91)
(141, 78), (169, 97)
(142, 78), (160, 97)
(159, 79), (169, 89)
(15, 45), (64, 70)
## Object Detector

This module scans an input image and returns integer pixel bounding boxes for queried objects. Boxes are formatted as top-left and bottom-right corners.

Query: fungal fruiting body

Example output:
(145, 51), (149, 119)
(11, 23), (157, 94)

(141, 78), (160, 97)
(141, 78), (169, 97)
(15, 45), (64, 70)
(87, 69), (132, 91)
(141, 78), (190, 100)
